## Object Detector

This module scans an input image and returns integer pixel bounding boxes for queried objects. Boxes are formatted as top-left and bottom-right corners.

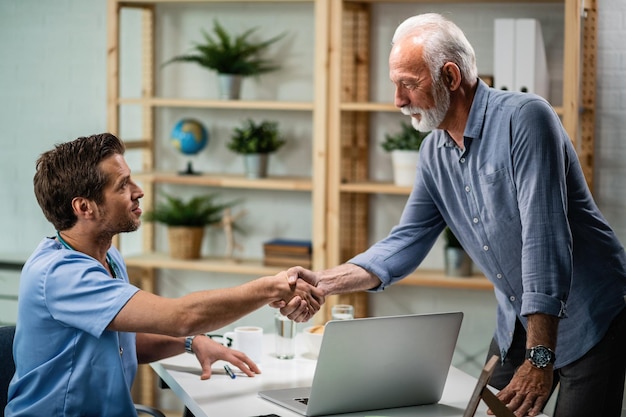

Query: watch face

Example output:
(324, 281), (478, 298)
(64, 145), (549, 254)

(530, 346), (553, 368)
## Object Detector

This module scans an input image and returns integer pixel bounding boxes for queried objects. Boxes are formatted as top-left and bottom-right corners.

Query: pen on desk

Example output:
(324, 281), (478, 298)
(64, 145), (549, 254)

(224, 364), (236, 379)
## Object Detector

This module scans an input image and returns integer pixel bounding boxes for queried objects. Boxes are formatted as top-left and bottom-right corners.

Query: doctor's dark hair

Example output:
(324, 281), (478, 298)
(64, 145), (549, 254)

(33, 133), (126, 231)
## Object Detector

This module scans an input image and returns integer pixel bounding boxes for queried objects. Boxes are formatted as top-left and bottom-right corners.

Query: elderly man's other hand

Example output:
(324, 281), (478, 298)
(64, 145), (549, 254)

(490, 361), (553, 417)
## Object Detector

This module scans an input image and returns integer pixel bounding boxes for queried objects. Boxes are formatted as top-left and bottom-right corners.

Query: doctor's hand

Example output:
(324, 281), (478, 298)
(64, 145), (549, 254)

(190, 335), (261, 380)
(490, 361), (553, 417)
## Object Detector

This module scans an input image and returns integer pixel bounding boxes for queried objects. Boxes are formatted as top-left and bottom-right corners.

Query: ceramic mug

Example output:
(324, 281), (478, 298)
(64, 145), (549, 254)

(224, 326), (263, 363)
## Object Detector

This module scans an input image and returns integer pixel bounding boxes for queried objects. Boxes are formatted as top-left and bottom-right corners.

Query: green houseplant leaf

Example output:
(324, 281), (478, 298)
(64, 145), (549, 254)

(381, 121), (430, 152)
(143, 193), (236, 227)
(227, 119), (286, 154)
(163, 20), (285, 76)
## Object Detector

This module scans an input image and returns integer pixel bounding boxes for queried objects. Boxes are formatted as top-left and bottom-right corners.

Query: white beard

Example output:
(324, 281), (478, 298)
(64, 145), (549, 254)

(400, 79), (450, 132)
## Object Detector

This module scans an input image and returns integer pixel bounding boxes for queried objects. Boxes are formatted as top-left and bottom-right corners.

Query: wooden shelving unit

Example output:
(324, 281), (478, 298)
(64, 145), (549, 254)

(107, 0), (330, 405)
(107, 0), (330, 278)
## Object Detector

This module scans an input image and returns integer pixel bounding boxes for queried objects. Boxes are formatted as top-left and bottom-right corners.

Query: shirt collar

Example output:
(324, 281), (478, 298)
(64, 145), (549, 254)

(464, 78), (489, 140)
(436, 78), (490, 149)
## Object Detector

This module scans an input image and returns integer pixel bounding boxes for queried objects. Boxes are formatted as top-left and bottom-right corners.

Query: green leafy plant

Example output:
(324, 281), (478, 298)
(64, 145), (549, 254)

(381, 121), (430, 152)
(444, 227), (463, 249)
(227, 119), (286, 154)
(162, 20), (285, 76)
(143, 193), (235, 227)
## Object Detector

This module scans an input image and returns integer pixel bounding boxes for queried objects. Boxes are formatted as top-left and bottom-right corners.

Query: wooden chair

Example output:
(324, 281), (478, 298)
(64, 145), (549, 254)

(464, 355), (515, 417)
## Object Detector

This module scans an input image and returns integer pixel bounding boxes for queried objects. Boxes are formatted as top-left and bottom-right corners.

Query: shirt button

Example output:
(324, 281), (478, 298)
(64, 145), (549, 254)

(496, 273), (503, 279)
(460, 157), (466, 163)
(465, 186), (471, 192)
(472, 217), (479, 224)
(483, 245), (489, 251)
(509, 296), (516, 302)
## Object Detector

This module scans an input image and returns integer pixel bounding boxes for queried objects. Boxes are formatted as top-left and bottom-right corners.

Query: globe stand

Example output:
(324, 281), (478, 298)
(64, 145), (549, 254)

(179, 160), (201, 176)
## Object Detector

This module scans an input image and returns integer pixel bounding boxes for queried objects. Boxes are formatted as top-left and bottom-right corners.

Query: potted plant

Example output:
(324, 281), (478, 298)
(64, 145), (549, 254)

(143, 192), (236, 259)
(381, 122), (430, 187)
(443, 227), (472, 277)
(162, 20), (285, 99)
(227, 119), (286, 178)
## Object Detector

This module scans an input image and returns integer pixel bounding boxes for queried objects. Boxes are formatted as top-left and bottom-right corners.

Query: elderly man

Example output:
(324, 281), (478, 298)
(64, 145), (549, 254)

(282, 13), (626, 417)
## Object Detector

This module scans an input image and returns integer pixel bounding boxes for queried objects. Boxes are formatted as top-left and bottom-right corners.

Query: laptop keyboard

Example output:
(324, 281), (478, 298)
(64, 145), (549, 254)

(295, 397), (309, 405)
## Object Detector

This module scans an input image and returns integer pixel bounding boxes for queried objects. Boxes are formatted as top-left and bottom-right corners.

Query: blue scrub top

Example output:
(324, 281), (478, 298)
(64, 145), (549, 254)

(6, 237), (140, 416)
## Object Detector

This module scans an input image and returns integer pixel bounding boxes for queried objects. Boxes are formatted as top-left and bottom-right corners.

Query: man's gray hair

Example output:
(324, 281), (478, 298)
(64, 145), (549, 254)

(392, 13), (478, 83)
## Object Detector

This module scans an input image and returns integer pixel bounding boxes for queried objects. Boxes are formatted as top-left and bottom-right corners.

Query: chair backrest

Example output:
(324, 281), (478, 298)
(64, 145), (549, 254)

(0, 326), (16, 411)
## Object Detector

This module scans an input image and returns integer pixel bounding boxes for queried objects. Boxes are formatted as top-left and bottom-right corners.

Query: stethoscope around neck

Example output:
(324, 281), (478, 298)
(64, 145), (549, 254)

(55, 231), (119, 279)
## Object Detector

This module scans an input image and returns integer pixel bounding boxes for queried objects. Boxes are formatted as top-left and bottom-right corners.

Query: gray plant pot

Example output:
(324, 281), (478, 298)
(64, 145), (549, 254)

(444, 247), (473, 277)
(218, 73), (242, 100)
(244, 153), (269, 178)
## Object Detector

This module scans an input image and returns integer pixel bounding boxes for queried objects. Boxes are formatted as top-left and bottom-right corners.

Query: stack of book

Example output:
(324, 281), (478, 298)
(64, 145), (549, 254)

(263, 239), (312, 268)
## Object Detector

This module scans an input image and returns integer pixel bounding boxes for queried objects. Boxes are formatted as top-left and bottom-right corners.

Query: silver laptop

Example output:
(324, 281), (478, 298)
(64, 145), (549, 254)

(259, 311), (463, 416)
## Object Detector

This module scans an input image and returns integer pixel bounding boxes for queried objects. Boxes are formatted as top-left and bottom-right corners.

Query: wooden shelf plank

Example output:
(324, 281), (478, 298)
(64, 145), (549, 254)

(124, 252), (285, 275)
(398, 270), (493, 290)
(344, 0), (562, 3)
(118, 97), (314, 111)
(340, 102), (564, 117)
(340, 181), (412, 195)
(341, 102), (397, 112)
(120, 0), (312, 4)
(132, 172), (313, 191)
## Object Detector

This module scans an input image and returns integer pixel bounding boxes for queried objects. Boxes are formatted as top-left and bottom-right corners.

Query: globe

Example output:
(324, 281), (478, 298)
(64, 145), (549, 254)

(171, 118), (208, 155)
(171, 118), (208, 174)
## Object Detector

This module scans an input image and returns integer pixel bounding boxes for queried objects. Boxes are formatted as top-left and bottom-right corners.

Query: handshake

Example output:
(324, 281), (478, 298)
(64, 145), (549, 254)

(268, 266), (325, 323)
(266, 262), (379, 322)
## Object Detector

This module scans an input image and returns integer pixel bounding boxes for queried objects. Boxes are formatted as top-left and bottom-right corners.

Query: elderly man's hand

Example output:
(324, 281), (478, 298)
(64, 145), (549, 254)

(490, 361), (553, 417)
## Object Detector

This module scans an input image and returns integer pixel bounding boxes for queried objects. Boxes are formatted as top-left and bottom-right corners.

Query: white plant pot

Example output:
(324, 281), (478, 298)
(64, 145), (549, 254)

(391, 150), (420, 187)
(217, 74), (243, 100)
(244, 153), (269, 178)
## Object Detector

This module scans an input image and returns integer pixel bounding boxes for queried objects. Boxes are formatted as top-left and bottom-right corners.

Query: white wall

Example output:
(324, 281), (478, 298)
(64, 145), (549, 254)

(1, 0), (625, 412)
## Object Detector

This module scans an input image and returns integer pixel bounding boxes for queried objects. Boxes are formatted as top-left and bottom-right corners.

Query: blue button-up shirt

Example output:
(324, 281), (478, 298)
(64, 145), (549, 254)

(350, 80), (626, 368)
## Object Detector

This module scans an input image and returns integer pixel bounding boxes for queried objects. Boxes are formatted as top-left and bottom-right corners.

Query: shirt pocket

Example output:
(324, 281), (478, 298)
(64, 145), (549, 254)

(477, 168), (519, 223)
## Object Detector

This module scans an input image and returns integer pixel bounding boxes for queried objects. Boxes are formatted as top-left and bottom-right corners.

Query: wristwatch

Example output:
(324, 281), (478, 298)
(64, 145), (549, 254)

(185, 335), (196, 354)
(525, 345), (555, 368)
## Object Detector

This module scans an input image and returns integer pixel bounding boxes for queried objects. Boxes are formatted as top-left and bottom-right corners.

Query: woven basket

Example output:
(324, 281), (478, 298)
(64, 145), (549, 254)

(167, 226), (204, 260)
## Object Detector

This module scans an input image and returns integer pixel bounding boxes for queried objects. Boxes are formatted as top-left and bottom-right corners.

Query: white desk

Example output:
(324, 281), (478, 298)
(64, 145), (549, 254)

(151, 334), (515, 417)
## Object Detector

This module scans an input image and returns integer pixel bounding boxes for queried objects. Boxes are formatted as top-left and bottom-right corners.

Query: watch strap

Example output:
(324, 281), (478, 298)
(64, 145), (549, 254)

(185, 335), (196, 354)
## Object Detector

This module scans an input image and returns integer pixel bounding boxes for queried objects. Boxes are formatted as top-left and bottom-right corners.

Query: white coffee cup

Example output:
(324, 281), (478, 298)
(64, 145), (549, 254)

(224, 326), (263, 363)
